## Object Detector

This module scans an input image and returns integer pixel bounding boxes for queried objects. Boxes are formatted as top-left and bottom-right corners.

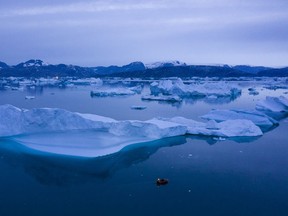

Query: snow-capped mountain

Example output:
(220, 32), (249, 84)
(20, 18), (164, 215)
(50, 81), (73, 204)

(16, 59), (49, 68)
(145, 61), (186, 69)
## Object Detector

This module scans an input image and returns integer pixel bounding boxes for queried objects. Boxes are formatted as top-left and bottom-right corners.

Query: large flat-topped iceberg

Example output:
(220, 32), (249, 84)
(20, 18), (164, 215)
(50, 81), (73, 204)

(149, 78), (241, 98)
(0, 105), (264, 157)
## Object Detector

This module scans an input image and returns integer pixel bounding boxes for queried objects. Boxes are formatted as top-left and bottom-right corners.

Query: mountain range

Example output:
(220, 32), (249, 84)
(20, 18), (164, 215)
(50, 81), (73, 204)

(0, 59), (287, 77)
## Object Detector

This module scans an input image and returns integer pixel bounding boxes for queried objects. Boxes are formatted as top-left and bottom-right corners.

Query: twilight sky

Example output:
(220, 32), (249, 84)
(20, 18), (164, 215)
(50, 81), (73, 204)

(1, 0), (288, 67)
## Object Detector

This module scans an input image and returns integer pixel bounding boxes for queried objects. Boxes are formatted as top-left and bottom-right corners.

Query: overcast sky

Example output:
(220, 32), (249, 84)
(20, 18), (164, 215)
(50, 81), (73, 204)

(1, 0), (288, 66)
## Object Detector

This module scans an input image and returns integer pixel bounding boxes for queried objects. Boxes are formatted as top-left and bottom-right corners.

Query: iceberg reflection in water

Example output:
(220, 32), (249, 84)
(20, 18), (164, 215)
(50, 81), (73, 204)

(0, 134), (261, 187)
(0, 136), (187, 185)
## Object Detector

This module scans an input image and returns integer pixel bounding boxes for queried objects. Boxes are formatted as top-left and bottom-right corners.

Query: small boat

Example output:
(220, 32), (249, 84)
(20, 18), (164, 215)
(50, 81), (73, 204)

(156, 178), (169, 186)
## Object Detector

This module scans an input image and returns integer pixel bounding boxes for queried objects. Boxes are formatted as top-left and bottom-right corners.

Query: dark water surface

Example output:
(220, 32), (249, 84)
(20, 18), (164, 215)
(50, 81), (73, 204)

(0, 81), (287, 216)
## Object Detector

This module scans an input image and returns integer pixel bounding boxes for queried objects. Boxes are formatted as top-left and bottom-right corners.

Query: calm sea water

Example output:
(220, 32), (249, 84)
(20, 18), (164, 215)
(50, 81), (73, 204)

(0, 80), (287, 216)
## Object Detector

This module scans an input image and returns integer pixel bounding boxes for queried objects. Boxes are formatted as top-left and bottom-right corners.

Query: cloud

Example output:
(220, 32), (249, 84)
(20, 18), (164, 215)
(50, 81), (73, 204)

(0, 0), (288, 66)
(1, 0), (170, 17)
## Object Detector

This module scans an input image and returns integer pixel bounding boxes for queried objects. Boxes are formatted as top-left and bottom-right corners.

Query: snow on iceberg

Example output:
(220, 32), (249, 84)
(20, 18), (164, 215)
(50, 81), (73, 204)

(149, 78), (241, 98)
(201, 109), (278, 129)
(0, 105), (186, 139)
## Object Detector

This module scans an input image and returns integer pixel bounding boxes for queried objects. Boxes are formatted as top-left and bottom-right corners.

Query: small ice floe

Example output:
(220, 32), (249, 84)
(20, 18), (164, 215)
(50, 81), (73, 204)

(248, 88), (259, 96)
(130, 106), (147, 110)
(90, 88), (135, 97)
(141, 94), (182, 102)
(11, 87), (24, 91)
(25, 96), (35, 100)
(213, 137), (226, 141)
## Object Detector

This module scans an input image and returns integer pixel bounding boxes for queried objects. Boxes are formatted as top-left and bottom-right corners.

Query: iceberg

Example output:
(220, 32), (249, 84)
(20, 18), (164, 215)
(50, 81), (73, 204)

(158, 117), (263, 137)
(0, 105), (115, 137)
(248, 88), (259, 95)
(201, 109), (278, 129)
(109, 119), (187, 139)
(141, 94), (182, 102)
(90, 87), (135, 97)
(149, 78), (241, 98)
(90, 85), (142, 97)
(0, 105), (186, 139)
(256, 96), (288, 113)
(25, 96), (35, 100)
(0, 105), (264, 157)
(68, 78), (103, 86)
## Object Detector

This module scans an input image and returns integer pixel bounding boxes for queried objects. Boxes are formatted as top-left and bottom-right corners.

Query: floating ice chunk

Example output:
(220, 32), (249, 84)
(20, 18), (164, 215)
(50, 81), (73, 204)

(201, 109), (278, 129)
(90, 87), (135, 97)
(109, 119), (187, 139)
(25, 96), (35, 100)
(141, 94), (182, 102)
(160, 117), (262, 137)
(0, 105), (24, 137)
(130, 85), (143, 94)
(130, 106), (147, 110)
(36, 78), (60, 86)
(150, 78), (241, 98)
(248, 88), (259, 95)
(256, 96), (288, 113)
(209, 120), (263, 137)
(68, 78), (103, 86)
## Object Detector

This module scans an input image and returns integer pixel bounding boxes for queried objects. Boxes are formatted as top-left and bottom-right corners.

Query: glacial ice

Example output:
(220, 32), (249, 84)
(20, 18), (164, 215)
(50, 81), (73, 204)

(68, 78), (103, 86)
(0, 104), (265, 157)
(248, 88), (259, 95)
(25, 96), (35, 100)
(201, 109), (278, 129)
(90, 88), (136, 97)
(141, 94), (183, 102)
(256, 96), (288, 113)
(149, 78), (241, 98)
(90, 85), (142, 97)
(158, 117), (263, 137)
